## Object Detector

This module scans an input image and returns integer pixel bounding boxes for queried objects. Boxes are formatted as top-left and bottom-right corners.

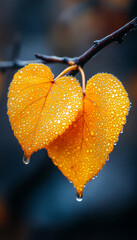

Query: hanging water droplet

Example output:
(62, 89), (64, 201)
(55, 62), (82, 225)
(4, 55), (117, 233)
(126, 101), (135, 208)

(76, 192), (83, 202)
(23, 155), (30, 165)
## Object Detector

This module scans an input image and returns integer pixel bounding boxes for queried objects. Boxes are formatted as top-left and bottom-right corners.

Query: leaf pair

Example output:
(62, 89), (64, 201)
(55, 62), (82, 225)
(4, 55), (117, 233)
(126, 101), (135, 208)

(7, 63), (130, 197)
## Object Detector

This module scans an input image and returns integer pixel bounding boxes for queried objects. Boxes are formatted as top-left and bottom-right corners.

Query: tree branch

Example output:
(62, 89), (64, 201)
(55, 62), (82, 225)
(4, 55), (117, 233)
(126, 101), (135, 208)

(0, 59), (43, 71)
(0, 17), (137, 73)
(35, 54), (75, 65)
(75, 16), (137, 66)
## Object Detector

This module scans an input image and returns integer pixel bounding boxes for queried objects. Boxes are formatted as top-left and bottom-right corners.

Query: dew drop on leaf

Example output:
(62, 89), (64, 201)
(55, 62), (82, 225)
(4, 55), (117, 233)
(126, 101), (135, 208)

(23, 155), (30, 165)
(76, 192), (83, 202)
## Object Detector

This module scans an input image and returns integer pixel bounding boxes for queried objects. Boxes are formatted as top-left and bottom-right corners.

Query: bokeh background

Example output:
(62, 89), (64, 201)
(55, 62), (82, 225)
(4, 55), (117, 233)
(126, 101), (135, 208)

(0, 0), (137, 239)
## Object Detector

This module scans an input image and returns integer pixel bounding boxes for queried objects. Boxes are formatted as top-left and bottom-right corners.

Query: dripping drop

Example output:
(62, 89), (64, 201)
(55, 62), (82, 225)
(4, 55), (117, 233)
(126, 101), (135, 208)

(76, 192), (83, 202)
(23, 155), (30, 165)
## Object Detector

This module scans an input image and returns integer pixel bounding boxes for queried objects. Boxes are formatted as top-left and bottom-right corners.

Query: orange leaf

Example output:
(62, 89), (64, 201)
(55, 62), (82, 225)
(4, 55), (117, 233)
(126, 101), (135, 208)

(7, 63), (83, 160)
(47, 73), (130, 197)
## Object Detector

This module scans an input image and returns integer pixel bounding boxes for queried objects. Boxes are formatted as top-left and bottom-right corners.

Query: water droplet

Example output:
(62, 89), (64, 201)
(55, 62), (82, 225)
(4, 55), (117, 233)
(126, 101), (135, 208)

(90, 131), (94, 136)
(23, 155), (30, 165)
(76, 192), (83, 202)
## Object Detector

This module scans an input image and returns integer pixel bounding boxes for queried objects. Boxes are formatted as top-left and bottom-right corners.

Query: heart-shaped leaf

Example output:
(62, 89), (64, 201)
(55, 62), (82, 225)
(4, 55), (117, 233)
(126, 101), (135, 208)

(7, 63), (83, 159)
(47, 73), (130, 197)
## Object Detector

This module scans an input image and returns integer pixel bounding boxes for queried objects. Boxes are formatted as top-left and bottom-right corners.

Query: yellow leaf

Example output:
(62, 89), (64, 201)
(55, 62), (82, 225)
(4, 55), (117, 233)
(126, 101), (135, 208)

(7, 63), (83, 159)
(47, 73), (130, 197)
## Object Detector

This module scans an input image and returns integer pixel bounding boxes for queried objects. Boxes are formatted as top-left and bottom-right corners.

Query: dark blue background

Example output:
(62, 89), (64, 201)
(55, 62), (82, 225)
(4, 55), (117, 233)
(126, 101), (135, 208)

(0, 0), (137, 239)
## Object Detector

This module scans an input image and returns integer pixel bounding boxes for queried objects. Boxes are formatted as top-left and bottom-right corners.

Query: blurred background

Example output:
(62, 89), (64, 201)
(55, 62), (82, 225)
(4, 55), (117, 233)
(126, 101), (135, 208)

(0, 0), (137, 239)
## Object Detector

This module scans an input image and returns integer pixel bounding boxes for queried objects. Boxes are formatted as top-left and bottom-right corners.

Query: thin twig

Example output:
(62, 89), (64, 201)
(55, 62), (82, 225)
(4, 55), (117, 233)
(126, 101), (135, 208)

(35, 54), (75, 65)
(0, 59), (42, 71)
(76, 17), (137, 66)
(0, 17), (137, 72)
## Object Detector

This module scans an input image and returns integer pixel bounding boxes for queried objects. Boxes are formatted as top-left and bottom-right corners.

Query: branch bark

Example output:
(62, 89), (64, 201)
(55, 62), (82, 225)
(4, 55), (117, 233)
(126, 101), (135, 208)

(75, 16), (137, 66)
(0, 17), (137, 72)
(0, 59), (42, 71)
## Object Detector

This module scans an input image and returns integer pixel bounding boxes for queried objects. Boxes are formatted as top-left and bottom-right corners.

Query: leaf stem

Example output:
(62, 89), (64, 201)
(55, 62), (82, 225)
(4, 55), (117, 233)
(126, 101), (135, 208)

(78, 66), (86, 94)
(54, 65), (78, 81)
